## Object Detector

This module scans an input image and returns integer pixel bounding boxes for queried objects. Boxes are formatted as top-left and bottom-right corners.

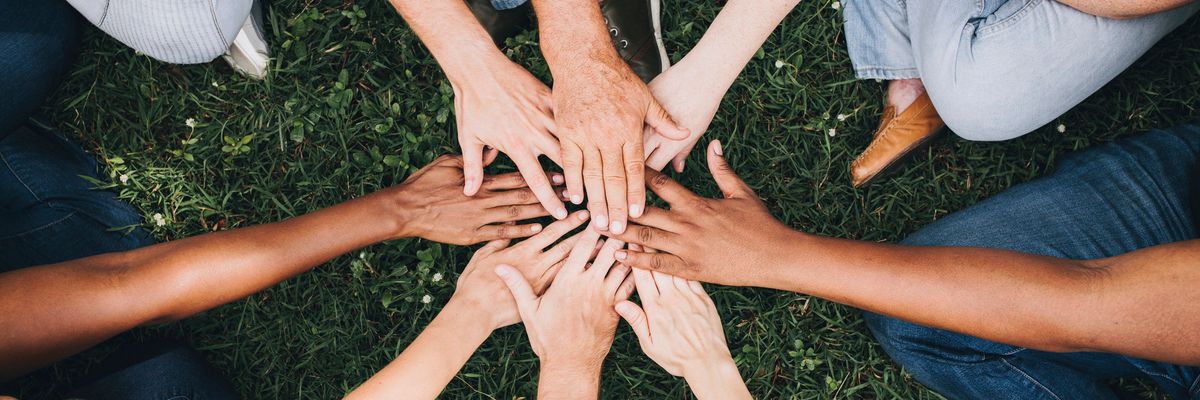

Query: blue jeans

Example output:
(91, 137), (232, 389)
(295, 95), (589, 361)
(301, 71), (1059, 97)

(842, 0), (1199, 141)
(0, 0), (80, 135)
(491, 0), (528, 11)
(863, 123), (1200, 399)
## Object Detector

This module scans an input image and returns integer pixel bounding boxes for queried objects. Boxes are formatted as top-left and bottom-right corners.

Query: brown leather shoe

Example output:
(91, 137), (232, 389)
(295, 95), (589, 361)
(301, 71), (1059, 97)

(850, 92), (945, 187)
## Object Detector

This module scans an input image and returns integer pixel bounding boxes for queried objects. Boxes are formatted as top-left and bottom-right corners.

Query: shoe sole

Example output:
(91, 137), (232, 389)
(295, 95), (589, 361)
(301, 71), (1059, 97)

(649, 0), (669, 72)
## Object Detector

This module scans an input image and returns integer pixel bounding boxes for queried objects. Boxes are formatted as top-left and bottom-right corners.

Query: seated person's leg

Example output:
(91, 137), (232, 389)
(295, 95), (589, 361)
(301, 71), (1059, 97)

(865, 123), (1200, 399)
(0, 0), (81, 135)
(910, 0), (1198, 141)
(0, 123), (153, 272)
(67, 339), (237, 400)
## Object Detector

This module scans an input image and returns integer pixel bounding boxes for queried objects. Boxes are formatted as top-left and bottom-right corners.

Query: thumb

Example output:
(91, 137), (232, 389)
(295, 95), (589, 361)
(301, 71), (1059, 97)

(615, 300), (651, 344)
(645, 98), (690, 140)
(462, 141), (486, 196)
(495, 264), (538, 318)
(705, 140), (752, 199)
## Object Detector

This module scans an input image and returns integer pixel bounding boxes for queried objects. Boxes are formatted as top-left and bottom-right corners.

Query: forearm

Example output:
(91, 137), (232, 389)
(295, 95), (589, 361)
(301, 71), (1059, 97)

(347, 300), (494, 399)
(530, 0), (622, 77)
(765, 233), (1200, 363)
(0, 191), (405, 379)
(1058, 0), (1193, 18)
(387, 0), (506, 83)
(537, 360), (602, 399)
(674, 0), (799, 95)
(685, 361), (752, 400)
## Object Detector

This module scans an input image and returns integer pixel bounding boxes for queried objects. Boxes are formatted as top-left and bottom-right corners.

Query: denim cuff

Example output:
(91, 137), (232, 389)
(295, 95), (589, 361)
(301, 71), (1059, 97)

(854, 67), (920, 80)
(491, 0), (528, 10)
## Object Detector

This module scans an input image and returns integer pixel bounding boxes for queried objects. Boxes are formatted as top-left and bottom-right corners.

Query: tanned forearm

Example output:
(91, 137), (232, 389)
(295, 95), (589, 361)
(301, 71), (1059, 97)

(346, 299), (493, 399)
(0, 191), (405, 379)
(1058, 0), (1193, 18)
(386, 0), (505, 83)
(674, 0), (799, 96)
(538, 361), (602, 399)
(530, 0), (622, 78)
(762, 233), (1200, 365)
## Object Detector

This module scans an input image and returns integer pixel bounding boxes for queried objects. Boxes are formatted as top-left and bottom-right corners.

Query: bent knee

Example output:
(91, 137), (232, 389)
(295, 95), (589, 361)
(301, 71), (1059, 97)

(927, 90), (1055, 142)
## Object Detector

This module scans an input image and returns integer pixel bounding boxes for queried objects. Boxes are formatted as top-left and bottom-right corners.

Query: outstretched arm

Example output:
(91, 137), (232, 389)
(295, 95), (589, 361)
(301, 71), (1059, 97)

(644, 0), (800, 171)
(611, 141), (1200, 366)
(0, 156), (558, 380)
(1058, 0), (1193, 19)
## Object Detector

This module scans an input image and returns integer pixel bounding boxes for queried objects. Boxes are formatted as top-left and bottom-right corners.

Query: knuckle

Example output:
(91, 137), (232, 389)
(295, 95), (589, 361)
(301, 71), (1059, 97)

(515, 189), (532, 202)
(636, 227), (655, 244)
(649, 255), (667, 271)
(506, 206), (521, 218)
(650, 173), (671, 189)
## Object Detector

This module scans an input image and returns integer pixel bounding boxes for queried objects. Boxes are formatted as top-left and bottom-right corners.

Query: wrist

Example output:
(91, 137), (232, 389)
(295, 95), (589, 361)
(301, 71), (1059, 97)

(437, 297), (498, 337)
(683, 359), (749, 399)
(373, 187), (418, 240)
(440, 45), (511, 87)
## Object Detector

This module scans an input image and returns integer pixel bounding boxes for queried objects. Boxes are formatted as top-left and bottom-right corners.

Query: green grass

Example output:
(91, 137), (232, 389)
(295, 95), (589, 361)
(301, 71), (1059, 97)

(10, 0), (1200, 398)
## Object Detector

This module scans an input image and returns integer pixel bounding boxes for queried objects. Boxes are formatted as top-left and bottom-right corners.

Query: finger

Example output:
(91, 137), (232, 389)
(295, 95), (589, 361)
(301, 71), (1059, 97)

(535, 132), (563, 166)
(564, 229), (603, 275)
(583, 148), (609, 231)
(651, 269), (678, 297)
(609, 224), (682, 253)
(616, 250), (689, 277)
(631, 267), (659, 303)
(483, 146), (500, 166)
(644, 168), (696, 206)
(512, 151), (568, 220)
(542, 233), (582, 265)
(535, 261), (565, 295)
(486, 188), (543, 208)
(672, 157), (685, 173)
(645, 146), (671, 172)
(562, 143), (585, 205)
(602, 148), (629, 234)
(630, 207), (685, 231)
(487, 204), (553, 223)
(614, 274), (636, 302)
(461, 141), (486, 196)
(615, 300), (651, 344)
(688, 279), (706, 296)
(589, 238), (627, 278)
(673, 141), (699, 172)
(706, 140), (753, 199)
(623, 142), (646, 219)
(475, 223), (544, 242)
(645, 98), (690, 140)
(475, 239), (511, 256)
(481, 172), (530, 191)
(495, 264), (538, 318)
(522, 210), (590, 251)
(671, 274), (692, 296)
(604, 263), (631, 294)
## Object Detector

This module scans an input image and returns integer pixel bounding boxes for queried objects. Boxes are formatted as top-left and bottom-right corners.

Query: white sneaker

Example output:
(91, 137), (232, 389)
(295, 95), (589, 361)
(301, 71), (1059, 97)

(223, 0), (269, 79)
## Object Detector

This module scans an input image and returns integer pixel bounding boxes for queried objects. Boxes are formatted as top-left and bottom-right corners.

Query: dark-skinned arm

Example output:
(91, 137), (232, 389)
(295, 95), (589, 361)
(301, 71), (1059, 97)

(0, 156), (562, 380)
(610, 141), (1200, 366)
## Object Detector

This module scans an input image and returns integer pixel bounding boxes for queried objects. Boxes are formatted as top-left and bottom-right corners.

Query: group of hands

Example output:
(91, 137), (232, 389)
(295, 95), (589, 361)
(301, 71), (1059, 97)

(384, 135), (796, 396)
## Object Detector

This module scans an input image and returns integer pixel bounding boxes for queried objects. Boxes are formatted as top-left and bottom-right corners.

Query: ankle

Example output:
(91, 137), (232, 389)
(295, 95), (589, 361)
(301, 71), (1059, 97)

(886, 78), (925, 114)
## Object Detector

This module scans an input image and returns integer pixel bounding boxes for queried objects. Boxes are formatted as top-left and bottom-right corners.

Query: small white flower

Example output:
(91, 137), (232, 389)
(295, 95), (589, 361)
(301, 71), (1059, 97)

(1056, 124), (1066, 133)
(774, 60), (785, 69)
(212, 81), (220, 88)
(421, 295), (432, 304)
(432, 273), (443, 282)
(119, 174), (129, 184)
(831, 1), (841, 10)
(153, 213), (167, 227)
(185, 118), (197, 128)
(828, 128), (837, 137)
(837, 114), (848, 121)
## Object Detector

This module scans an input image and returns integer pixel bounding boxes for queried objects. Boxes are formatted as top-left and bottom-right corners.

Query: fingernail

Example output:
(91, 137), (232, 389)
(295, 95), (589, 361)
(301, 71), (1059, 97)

(578, 210), (591, 220)
(561, 190), (570, 199)
(714, 140), (723, 156)
(531, 224), (543, 233)
(611, 220), (624, 234)
(571, 194), (583, 204)
(630, 204), (642, 217)
(595, 214), (609, 229)
(615, 251), (627, 260)
(551, 174), (564, 185)
(553, 208), (568, 220)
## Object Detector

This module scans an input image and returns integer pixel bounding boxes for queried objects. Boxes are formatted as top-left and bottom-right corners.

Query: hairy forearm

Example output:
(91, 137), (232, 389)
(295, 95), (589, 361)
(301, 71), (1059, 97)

(530, 0), (621, 77)
(674, 0), (799, 95)
(1058, 0), (1193, 18)
(347, 300), (493, 399)
(538, 361), (602, 399)
(0, 191), (405, 379)
(766, 233), (1200, 364)
(387, 0), (506, 83)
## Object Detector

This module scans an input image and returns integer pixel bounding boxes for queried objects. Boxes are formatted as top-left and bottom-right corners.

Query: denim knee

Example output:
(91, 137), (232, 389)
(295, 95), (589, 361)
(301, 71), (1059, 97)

(922, 83), (1047, 142)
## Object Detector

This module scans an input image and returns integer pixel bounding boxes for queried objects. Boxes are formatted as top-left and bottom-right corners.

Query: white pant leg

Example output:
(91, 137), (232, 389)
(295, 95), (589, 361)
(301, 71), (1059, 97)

(65, 0), (252, 64)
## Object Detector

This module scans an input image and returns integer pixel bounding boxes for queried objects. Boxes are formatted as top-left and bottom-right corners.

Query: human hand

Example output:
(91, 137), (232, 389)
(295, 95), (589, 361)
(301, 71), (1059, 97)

(452, 56), (569, 220)
(495, 230), (635, 371)
(615, 270), (751, 399)
(391, 155), (568, 245)
(610, 141), (798, 287)
(551, 60), (690, 235)
(642, 65), (722, 173)
(449, 210), (591, 330)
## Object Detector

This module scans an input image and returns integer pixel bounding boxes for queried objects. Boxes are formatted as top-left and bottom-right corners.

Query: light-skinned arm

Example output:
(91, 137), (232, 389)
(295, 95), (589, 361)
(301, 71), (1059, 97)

(616, 270), (752, 399)
(386, 0), (568, 219)
(530, 0), (690, 235)
(0, 156), (562, 380)
(346, 211), (591, 399)
(496, 230), (636, 399)
(609, 141), (1200, 366)
(644, 0), (800, 172)
(1058, 0), (1193, 19)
